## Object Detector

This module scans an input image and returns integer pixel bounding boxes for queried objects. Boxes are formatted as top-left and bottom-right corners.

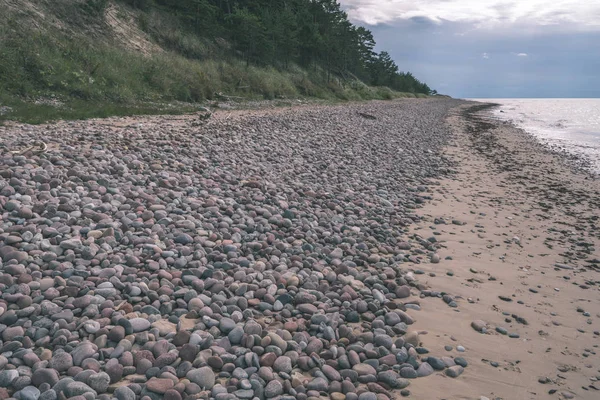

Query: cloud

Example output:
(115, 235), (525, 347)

(516, 53), (528, 57)
(368, 20), (600, 97)
(340, 0), (600, 29)
(482, 52), (490, 59)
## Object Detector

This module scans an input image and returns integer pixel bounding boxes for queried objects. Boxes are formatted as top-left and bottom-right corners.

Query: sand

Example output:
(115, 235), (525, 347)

(405, 103), (600, 400)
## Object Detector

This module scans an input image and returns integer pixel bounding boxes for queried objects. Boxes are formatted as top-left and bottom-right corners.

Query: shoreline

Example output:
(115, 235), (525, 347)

(466, 101), (600, 177)
(404, 103), (599, 399)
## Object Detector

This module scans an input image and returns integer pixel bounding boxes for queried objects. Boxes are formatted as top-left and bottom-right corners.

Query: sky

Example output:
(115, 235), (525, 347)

(340, 0), (600, 98)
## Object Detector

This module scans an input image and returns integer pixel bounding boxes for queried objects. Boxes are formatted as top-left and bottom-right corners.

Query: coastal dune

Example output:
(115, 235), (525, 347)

(0, 99), (597, 400)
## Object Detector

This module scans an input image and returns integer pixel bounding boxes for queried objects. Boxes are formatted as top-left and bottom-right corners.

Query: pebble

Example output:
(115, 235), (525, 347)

(452, 357), (467, 368)
(471, 320), (487, 333)
(186, 367), (215, 389)
(417, 362), (434, 377)
(445, 365), (465, 378)
(16, 386), (40, 400)
(264, 380), (283, 397)
(0, 100), (469, 399)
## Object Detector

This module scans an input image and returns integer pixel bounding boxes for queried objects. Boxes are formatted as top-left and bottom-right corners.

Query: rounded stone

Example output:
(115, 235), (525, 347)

(18, 386), (40, 400)
(264, 380), (284, 398)
(48, 352), (73, 372)
(87, 372), (110, 393)
(186, 367), (215, 389)
(273, 356), (292, 374)
(32, 369), (59, 387)
(114, 386), (136, 400)
(445, 365), (464, 378)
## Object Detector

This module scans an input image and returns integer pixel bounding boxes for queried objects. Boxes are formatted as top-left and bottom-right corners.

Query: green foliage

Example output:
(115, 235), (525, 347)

(0, 0), (434, 124)
(138, 10), (213, 59)
(0, 25), (414, 124)
(0, 97), (201, 125)
(121, 0), (434, 94)
(227, 8), (267, 65)
(121, 0), (154, 11)
(81, 0), (110, 15)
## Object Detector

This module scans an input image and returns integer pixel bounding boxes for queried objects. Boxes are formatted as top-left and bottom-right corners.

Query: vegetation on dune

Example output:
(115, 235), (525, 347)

(0, 0), (435, 123)
(128, 0), (433, 94)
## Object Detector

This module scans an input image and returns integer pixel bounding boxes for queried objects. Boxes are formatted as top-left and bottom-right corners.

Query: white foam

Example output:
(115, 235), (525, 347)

(472, 98), (600, 173)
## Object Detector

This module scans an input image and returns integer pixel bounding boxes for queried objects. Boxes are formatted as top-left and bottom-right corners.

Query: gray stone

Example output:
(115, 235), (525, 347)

(174, 234), (194, 244)
(358, 393), (377, 400)
(273, 356), (292, 374)
(0, 370), (20, 387)
(64, 381), (97, 398)
(264, 380), (284, 398)
(38, 390), (56, 400)
(403, 331), (419, 347)
(454, 357), (468, 367)
(417, 362), (434, 377)
(399, 367), (418, 379)
(2, 326), (24, 341)
(296, 304), (318, 314)
(373, 334), (393, 349)
(71, 343), (97, 366)
(322, 365), (341, 381)
(186, 367), (215, 389)
(114, 386), (136, 400)
(233, 389), (254, 399)
(427, 357), (446, 371)
(228, 326), (244, 344)
(88, 372), (110, 393)
(49, 352), (73, 372)
(353, 363), (376, 376)
(59, 238), (82, 250)
(17, 386), (41, 400)
(445, 365), (464, 378)
(32, 369), (59, 387)
(129, 318), (151, 332)
(306, 377), (328, 392)
(471, 320), (487, 333)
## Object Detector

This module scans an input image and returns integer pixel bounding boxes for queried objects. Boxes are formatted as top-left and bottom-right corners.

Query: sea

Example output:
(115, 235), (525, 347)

(471, 98), (600, 174)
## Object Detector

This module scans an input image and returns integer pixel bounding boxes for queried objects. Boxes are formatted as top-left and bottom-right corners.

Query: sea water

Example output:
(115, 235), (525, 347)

(473, 98), (600, 173)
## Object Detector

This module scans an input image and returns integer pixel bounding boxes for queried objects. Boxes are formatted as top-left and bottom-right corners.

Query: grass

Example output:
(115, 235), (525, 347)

(0, 2), (428, 124)
(0, 98), (203, 125)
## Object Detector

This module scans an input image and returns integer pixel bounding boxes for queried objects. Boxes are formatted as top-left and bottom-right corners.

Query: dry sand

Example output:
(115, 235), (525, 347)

(405, 103), (600, 400)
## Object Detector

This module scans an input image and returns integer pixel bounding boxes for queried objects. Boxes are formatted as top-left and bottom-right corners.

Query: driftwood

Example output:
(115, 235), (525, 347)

(191, 108), (212, 127)
(358, 112), (377, 120)
(9, 141), (48, 155)
(215, 92), (244, 101)
(198, 111), (212, 121)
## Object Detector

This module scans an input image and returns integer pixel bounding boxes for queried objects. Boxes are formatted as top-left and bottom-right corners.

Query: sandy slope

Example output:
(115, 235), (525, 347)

(404, 103), (600, 400)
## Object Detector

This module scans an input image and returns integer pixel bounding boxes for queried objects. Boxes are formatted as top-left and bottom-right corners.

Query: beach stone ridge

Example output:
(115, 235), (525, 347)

(0, 100), (469, 400)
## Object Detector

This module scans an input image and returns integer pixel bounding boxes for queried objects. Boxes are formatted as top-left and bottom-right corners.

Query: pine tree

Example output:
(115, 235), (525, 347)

(117, 0), (434, 94)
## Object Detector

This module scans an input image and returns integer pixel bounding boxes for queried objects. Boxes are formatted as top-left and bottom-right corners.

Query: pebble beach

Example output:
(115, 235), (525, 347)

(0, 99), (598, 400)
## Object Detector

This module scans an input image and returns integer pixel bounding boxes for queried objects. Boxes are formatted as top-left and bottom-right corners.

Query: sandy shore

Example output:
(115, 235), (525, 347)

(405, 103), (600, 400)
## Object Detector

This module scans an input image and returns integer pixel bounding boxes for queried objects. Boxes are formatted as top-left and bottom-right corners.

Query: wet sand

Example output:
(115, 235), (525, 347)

(406, 103), (600, 400)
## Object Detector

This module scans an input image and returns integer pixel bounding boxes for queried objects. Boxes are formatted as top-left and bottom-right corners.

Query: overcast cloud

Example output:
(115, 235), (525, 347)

(342, 0), (600, 28)
(340, 0), (600, 97)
